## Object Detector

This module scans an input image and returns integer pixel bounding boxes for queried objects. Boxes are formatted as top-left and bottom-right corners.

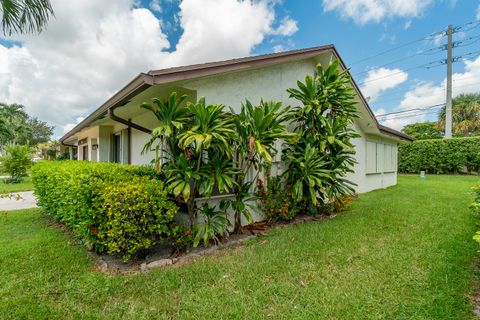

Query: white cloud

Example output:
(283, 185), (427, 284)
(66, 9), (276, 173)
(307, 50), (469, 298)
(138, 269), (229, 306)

(0, 0), (297, 135)
(149, 0), (162, 13)
(272, 17), (298, 36)
(377, 55), (480, 130)
(360, 67), (408, 102)
(322, 0), (433, 25)
(62, 117), (85, 135)
(404, 20), (412, 29)
(477, 4), (480, 20)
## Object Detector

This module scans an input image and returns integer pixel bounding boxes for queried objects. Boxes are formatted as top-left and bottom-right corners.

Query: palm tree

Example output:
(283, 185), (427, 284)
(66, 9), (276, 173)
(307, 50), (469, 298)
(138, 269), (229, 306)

(438, 93), (480, 136)
(1, 0), (54, 35)
(0, 102), (30, 145)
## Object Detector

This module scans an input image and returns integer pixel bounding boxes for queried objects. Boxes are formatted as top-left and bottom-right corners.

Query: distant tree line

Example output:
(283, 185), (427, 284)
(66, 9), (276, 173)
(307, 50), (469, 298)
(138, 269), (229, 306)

(401, 93), (480, 140)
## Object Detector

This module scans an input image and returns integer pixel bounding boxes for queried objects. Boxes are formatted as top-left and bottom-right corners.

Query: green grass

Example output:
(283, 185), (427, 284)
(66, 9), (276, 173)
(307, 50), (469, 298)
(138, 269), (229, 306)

(1, 175), (479, 319)
(0, 176), (33, 193)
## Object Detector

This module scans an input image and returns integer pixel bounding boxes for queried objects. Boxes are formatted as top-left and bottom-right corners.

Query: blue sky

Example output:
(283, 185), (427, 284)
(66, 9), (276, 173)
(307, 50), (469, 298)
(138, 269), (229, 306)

(1, 0), (479, 135)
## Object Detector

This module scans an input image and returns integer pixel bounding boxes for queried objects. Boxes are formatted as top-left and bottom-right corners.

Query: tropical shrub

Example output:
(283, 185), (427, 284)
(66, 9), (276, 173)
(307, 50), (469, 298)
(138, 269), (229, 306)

(283, 61), (359, 212)
(256, 175), (298, 221)
(170, 224), (193, 253)
(230, 99), (292, 232)
(398, 137), (480, 174)
(193, 203), (231, 247)
(31, 161), (177, 261)
(143, 94), (237, 232)
(0, 143), (32, 183)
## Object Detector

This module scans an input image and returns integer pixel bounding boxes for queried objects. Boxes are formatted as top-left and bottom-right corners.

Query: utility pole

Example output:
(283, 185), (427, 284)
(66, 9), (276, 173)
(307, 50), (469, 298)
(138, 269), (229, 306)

(445, 24), (453, 138)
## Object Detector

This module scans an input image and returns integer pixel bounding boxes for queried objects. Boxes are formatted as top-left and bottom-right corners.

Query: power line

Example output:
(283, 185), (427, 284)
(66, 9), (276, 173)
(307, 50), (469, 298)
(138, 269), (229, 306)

(359, 60), (444, 85)
(381, 109), (442, 121)
(349, 29), (447, 66)
(376, 103), (445, 118)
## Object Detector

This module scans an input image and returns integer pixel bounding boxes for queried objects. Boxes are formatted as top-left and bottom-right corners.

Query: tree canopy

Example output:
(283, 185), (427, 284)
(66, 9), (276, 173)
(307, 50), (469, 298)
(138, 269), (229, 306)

(438, 93), (480, 137)
(0, 102), (54, 147)
(401, 121), (444, 140)
(401, 93), (480, 139)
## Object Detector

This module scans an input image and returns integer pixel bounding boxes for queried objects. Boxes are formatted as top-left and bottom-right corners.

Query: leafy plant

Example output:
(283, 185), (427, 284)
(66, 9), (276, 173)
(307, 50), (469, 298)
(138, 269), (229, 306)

(193, 203), (231, 247)
(0, 143), (32, 183)
(98, 178), (178, 261)
(170, 224), (193, 253)
(141, 92), (190, 172)
(283, 61), (358, 211)
(230, 99), (292, 232)
(398, 137), (480, 174)
(143, 95), (237, 229)
(256, 175), (298, 221)
(31, 160), (177, 261)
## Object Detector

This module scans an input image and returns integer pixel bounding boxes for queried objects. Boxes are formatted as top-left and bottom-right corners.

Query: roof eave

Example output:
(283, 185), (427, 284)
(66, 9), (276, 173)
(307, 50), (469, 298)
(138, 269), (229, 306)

(60, 73), (153, 144)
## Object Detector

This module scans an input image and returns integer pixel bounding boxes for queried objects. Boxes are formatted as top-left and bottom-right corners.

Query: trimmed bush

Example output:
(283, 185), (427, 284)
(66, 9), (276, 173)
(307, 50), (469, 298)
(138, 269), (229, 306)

(398, 137), (480, 174)
(31, 161), (177, 260)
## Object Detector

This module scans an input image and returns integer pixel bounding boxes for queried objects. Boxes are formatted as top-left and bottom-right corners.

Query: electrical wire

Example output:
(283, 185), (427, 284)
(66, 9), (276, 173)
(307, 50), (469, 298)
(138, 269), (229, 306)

(349, 28), (447, 66)
(376, 103), (445, 118)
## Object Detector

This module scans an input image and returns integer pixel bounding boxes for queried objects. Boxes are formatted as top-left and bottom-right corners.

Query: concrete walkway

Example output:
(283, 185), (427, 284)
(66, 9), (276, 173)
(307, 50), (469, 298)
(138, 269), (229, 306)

(0, 191), (38, 211)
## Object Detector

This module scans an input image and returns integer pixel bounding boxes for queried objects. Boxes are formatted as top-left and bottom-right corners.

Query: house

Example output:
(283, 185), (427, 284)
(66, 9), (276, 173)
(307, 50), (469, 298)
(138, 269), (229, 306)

(60, 45), (413, 194)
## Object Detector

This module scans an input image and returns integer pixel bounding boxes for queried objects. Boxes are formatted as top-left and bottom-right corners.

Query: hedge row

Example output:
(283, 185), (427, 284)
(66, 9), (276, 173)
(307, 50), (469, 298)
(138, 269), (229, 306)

(398, 137), (480, 174)
(31, 161), (178, 260)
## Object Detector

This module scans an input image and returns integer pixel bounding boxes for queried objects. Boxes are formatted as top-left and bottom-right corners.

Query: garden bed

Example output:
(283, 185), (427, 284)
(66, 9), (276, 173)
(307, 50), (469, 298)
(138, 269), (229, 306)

(59, 213), (337, 275)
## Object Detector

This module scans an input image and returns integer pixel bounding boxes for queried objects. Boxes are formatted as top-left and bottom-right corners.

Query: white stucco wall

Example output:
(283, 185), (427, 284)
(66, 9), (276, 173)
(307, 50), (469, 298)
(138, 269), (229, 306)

(183, 60), (314, 112)
(347, 131), (398, 193)
(70, 57), (401, 195)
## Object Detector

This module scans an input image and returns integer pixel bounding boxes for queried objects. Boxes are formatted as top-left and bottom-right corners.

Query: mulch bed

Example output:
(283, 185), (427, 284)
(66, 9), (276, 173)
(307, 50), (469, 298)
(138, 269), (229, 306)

(91, 213), (338, 275)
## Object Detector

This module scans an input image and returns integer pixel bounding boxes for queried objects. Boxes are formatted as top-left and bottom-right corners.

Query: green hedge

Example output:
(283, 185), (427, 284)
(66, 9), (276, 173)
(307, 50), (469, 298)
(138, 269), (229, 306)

(31, 161), (178, 260)
(398, 137), (480, 174)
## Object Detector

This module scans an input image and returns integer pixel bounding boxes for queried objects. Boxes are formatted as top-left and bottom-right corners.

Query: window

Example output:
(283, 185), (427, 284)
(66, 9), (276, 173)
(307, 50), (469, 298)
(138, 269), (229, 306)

(366, 141), (377, 174)
(113, 134), (121, 163)
(366, 141), (397, 174)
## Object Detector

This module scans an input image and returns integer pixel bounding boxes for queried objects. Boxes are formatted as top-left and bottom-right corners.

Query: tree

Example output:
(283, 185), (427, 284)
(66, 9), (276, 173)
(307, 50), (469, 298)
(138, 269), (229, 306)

(0, 103), (53, 147)
(401, 122), (443, 140)
(26, 117), (54, 145)
(438, 93), (480, 137)
(1, 0), (54, 35)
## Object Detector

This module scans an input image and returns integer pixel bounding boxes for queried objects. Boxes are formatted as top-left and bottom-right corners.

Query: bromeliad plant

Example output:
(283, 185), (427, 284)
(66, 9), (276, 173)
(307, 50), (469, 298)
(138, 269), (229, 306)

(283, 61), (359, 212)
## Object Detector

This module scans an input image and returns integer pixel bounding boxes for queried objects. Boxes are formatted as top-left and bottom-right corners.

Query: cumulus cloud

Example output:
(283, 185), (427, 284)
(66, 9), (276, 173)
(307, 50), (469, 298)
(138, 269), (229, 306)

(360, 67), (408, 102)
(272, 17), (298, 36)
(62, 117), (85, 135)
(0, 0), (298, 135)
(377, 55), (480, 130)
(322, 0), (433, 25)
(149, 0), (162, 13)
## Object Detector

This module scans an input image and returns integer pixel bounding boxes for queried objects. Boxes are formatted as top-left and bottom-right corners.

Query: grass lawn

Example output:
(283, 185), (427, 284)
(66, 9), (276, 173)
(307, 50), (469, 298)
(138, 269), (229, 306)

(0, 176), (33, 193)
(1, 175), (479, 319)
